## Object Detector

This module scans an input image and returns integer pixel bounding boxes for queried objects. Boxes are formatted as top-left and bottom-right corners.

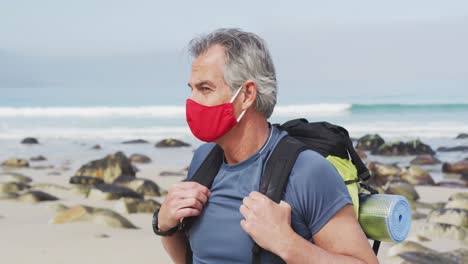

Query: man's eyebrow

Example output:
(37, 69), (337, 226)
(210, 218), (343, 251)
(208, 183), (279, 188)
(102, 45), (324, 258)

(188, 81), (215, 88)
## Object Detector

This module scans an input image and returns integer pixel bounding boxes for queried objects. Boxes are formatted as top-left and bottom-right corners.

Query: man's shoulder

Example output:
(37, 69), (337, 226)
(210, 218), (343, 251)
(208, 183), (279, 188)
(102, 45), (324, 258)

(288, 148), (340, 185)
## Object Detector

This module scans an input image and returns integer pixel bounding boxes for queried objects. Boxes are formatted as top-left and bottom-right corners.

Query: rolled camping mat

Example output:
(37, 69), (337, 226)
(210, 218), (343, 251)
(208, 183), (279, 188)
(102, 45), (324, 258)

(358, 194), (411, 242)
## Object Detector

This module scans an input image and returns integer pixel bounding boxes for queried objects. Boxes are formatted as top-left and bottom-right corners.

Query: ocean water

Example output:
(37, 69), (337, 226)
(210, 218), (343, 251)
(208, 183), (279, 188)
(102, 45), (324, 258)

(0, 84), (467, 183)
(0, 103), (467, 141)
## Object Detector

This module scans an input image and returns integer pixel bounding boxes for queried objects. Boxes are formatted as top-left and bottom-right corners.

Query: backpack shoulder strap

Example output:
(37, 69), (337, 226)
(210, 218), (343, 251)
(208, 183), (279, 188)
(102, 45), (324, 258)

(252, 135), (308, 264)
(188, 144), (224, 187)
(183, 144), (224, 264)
(260, 135), (309, 202)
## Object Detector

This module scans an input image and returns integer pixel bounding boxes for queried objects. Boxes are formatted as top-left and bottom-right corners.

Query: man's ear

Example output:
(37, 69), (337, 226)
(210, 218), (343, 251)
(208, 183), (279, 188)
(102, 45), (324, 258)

(241, 80), (257, 110)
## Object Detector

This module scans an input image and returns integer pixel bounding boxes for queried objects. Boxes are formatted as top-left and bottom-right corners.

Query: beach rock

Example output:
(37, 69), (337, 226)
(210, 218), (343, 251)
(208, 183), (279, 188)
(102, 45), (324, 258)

(387, 241), (434, 257)
(74, 151), (136, 183)
(69, 175), (105, 185)
(114, 178), (162, 197)
(21, 137), (39, 144)
(159, 171), (186, 177)
(449, 192), (468, 201)
(399, 250), (464, 264)
(129, 153), (151, 164)
(47, 171), (61, 176)
(30, 165), (54, 170)
(428, 208), (468, 227)
(121, 139), (149, 144)
(51, 205), (93, 224)
(0, 192), (19, 200)
(90, 208), (137, 229)
(70, 185), (92, 196)
(87, 184), (143, 200)
(18, 190), (59, 203)
(437, 181), (468, 188)
(456, 133), (468, 139)
(445, 199), (468, 210)
(1, 158), (29, 168)
(155, 138), (191, 148)
(437, 146), (468, 152)
(355, 134), (385, 152)
(30, 183), (70, 192)
(95, 233), (110, 238)
(356, 150), (367, 160)
(91, 144), (101, 150)
(30, 155), (47, 161)
(0, 172), (32, 183)
(0, 182), (30, 193)
(385, 182), (420, 201)
(413, 201), (445, 210)
(114, 197), (161, 214)
(443, 248), (468, 264)
(442, 160), (468, 174)
(372, 140), (435, 156)
(51, 205), (137, 229)
(367, 162), (401, 185)
(418, 223), (466, 241)
(399, 166), (435, 185)
(410, 155), (441, 165)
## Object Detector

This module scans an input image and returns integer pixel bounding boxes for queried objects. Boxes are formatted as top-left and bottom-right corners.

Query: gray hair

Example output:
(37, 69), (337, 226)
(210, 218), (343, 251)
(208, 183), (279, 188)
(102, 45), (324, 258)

(188, 28), (277, 118)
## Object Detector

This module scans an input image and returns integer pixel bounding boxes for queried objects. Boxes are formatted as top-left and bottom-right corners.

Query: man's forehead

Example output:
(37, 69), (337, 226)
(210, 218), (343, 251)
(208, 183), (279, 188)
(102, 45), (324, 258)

(190, 45), (227, 84)
(192, 45), (226, 69)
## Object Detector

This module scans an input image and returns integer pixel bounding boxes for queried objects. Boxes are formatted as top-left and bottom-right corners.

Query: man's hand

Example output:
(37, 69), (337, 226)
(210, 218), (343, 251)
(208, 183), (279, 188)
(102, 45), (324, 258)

(239, 191), (295, 255)
(158, 181), (210, 231)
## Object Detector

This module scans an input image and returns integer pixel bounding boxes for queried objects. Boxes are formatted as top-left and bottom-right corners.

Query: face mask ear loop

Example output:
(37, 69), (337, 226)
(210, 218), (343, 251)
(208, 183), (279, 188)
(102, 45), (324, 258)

(236, 109), (246, 122)
(229, 85), (244, 103)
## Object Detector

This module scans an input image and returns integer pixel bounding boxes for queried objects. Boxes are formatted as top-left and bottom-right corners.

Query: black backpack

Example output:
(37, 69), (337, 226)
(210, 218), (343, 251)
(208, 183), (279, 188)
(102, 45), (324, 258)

(182, 118), (379, 264)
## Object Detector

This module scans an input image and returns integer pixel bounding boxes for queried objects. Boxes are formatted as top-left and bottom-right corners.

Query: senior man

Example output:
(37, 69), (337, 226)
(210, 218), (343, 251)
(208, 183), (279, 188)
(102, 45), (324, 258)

(154, 28), (378, 264)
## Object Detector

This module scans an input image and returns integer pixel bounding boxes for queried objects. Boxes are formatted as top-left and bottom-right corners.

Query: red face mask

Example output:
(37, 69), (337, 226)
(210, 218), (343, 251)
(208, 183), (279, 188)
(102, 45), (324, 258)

(186, 86), (246, 142)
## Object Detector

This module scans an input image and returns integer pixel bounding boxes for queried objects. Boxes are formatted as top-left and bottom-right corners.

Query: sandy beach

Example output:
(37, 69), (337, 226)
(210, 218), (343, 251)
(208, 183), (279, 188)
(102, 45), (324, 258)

(0, 139), (467, 264)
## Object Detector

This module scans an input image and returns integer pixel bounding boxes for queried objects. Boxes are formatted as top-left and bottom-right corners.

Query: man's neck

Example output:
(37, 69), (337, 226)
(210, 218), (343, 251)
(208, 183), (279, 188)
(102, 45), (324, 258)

(217, 112), (270, 164)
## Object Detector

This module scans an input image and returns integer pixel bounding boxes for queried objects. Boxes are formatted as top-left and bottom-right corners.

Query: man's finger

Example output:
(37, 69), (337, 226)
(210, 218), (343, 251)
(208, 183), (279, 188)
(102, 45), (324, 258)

(249, 191), (266, 201)
(177, 181), (211, 196)
(175, 208), (201, 219)
(239, 204), (251, 219)
(279, 200), (291, 209)
(177, 197), (204, 211)
(242, 196), (255, 210)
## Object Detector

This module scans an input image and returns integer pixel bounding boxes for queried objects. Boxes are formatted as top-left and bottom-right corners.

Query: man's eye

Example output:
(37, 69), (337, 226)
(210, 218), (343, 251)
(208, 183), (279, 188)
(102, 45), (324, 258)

(201, 87), (211, 92)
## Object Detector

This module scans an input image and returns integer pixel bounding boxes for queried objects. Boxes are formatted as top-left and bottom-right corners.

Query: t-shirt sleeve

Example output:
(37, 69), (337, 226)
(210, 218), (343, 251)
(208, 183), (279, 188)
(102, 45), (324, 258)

(186, 143), (216, 180)
(285, 150), (353, 236)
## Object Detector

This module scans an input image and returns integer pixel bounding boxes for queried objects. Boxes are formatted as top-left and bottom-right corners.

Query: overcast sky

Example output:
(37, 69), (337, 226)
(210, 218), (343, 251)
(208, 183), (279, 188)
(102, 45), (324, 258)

(1, 0), (467, 105)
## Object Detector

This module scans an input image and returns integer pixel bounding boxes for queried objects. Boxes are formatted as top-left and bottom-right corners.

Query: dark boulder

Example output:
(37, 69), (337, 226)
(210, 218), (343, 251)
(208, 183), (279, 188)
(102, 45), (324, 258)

(456, 133), (468, 139)
(69, 176), (105, 185)
(367, 162), (401, 185)
(385, 181), (420, 201)
(30, 155), (47, 161)
(410, 155), (441, 165)
(121, 139), (149, 144)
(155, 138), (191, 148)
(437, 146), (468, 152)
(442, 160), (468, 174)
(355, 134), (385, 152)
(21, 137), (39, 144)
(372, 140), (434, 156)
(129, 154), (152, 164)
(74, 152), (136, 183)
(18, 190), (59, 203)
(91, 144), (101, 150)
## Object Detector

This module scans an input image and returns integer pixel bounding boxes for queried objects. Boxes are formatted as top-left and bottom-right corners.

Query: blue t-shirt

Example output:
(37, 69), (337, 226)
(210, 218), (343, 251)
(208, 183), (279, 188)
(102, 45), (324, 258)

(186, 126), (352, 263)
